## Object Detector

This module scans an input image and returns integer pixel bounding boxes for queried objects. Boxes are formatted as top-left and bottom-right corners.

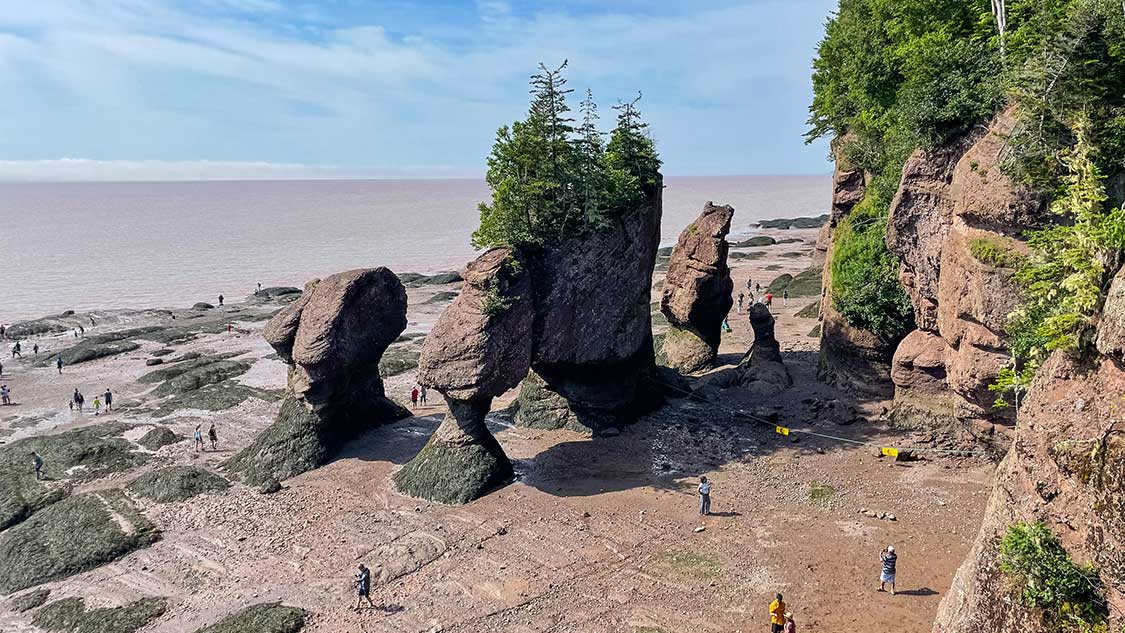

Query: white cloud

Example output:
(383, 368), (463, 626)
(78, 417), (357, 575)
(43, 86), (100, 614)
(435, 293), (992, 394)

(0, 0), (836, 178)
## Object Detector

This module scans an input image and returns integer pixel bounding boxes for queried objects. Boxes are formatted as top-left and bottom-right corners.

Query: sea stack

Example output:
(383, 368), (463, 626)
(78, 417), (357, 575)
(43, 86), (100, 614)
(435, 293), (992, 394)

(659, 201), (735, 373)
(737, 302), (791, 394)
(395, 248), (532, 504)
(226, 268), (410, 485)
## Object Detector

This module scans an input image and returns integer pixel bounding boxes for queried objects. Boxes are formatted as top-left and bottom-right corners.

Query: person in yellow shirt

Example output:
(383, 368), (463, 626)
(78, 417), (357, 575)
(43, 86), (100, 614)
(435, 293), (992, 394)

(769, 593), (787, 632)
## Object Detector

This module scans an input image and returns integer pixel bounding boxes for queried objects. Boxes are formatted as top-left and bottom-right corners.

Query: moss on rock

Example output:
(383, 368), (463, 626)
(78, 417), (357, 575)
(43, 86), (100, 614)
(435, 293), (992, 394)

(32, 596), (167, 633)
(193, 602), (306, 633)
(0, 490), (160, 594)
(379, 345), (420, 378)
(127, 466), (229, 503)
(11, 587), (50, 612)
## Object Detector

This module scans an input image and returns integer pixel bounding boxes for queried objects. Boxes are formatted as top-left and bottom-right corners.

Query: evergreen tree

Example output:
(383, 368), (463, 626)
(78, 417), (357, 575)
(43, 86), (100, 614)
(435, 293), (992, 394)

(575, 88), (608, 229)
(604, 93), (662, 212)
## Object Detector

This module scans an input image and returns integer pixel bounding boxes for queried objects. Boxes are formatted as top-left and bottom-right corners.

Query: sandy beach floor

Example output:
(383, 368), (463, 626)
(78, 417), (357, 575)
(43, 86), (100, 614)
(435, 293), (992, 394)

(0, 225), (993, 633)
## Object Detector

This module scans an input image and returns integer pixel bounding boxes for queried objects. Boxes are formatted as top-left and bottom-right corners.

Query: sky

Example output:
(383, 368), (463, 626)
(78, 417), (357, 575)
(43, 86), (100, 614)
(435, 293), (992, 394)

(0, 0), (837, 180)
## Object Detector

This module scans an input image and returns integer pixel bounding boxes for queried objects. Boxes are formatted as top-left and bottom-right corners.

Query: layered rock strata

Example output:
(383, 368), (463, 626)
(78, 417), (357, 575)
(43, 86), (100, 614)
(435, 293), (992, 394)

(227, 268), (410, 485)
(660, 202), (735, 373)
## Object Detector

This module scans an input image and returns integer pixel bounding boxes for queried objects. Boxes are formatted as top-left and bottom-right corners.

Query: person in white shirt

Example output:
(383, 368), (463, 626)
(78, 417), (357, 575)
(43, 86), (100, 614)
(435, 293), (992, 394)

(698, 476), (712, 516)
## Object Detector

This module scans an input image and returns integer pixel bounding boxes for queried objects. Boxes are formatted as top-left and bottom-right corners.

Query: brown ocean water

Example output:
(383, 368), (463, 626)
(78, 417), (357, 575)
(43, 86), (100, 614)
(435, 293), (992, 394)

(0, 175), (829, 322)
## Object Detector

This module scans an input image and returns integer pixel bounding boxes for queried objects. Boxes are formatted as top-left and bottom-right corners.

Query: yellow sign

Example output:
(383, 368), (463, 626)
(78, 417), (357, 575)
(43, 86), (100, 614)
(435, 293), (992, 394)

(775, 426), (789, 436)
(881, 447), (899, 457)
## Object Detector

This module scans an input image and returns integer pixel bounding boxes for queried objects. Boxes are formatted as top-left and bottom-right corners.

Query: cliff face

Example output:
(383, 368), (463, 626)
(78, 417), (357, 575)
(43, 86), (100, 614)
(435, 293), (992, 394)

(816, 140), (897, 397)
(886, 110), (1043, 444)
(933, 337), (1125, 632)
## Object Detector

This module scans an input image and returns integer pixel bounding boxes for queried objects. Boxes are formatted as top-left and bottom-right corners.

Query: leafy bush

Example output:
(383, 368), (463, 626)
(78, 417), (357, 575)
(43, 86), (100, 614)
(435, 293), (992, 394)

(829, 199), (915, 342)
(970, 237), (1025, 268)
(999, 522), (1108, 631)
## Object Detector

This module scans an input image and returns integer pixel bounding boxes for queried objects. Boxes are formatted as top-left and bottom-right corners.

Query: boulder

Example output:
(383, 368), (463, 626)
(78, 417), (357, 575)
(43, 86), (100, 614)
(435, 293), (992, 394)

(515, 184), (664, 432)
(226, 268), (409, 485)
(192, 302), (215, 311)
(737, 303), (791, 393)
(660, 202), (735, 373)
(397, 248), (531, 503)
(1097, 266), (1125, 361)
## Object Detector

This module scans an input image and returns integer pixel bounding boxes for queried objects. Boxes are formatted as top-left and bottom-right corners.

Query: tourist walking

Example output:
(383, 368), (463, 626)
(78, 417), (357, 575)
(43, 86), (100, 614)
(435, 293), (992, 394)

(194, 425), (205, 451)
(0, 360), (4, 377)
(784, 612), (797, 633)
(32, 343), (38, 355)
(354, 564), (376, 610)
(104, 388), (113, 412)
(218, 294), (224, 306)
(32, 451), (43, 479)
(737, 292), (745, 313)
(765, 292), (773, 308)
(56, 356), (63, 374)
(1, 384), (10, 405)
(769, 593), (787, 633)
(783, 289), (789, 306)
(880, 545), (897, 595)
(419, 385), (428, 405)
(73, 389), (84, 412)
(0, 324), (5, 338)
(698, 476), (712, 516)
(722, 317), (731, 333)
(92, 396), (102, 415)
(410, 386), (419, 408)
(11, 342), (21, 358)
(208, 423), (218, 450)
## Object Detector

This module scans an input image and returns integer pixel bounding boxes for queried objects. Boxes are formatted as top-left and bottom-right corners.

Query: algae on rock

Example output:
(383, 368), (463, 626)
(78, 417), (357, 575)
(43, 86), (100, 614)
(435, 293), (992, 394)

(193, 602), (306, 633)
(32, 597), (167, 633)
(127, 465), (230, 503)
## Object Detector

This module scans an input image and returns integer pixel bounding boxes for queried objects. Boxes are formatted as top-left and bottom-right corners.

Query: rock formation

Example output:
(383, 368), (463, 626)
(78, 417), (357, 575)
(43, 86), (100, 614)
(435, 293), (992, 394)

(514, 184), (664, 434)
(659, 202), (735, 373)
(394, 248), (531, 504)
(885, 109), (1044, 443)
(737, 303), (791, 394)
(816, 139), (897, 397)
(226, 268), (410, 485)
(934, 337), (1125, 631)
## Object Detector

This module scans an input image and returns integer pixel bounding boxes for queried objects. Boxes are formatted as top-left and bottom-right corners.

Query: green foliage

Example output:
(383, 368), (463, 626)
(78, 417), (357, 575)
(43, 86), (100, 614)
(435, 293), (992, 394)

(830, 199), (915, 342)
(999, 522), (1108, 631)
(970, 236), (1025, 268)
(473, 63), (661, 249)
(1010, 121), (1125, 363)
(988, 363), (1037, 408)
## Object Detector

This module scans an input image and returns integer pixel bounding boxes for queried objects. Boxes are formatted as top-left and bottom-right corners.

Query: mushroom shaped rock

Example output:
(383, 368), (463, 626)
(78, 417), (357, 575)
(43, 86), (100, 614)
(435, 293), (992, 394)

(660, 201), (735, 373)
(394, 248), (532, 504)
(515, 185), (664, 433)
(737, 303), (791, 394)
(226, 268), (410, 485)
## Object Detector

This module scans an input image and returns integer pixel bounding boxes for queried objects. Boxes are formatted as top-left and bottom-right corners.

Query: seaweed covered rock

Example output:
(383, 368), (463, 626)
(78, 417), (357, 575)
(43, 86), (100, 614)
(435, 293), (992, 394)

(0, 424), (148, 529)
(32, 596), (167, 633)
(515, 184), (664, 432)
(127, 465), (229, 503)
(398, 248), (530, 503)
(136, 426), (182, 451)
(737, 303), (791, 393)
(659, 202), (735, 373)
(0, 490), (160, 594)
(193, 602), (306, 633)
(227, 268), (410, 485)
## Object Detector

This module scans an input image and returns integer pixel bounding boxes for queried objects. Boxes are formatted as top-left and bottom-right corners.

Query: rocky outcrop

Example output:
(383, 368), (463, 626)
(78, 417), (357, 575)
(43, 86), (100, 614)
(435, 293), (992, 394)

(395, 248), (531, 504)
(815, 140), (898, 397)
(659, 202), (735, 373)
(514, 184), (664, 434)
(737, 303), (791, 394)
(933, 350), (1125, 633)
(887, 109), (1044, 441)
(227, 268), (410, 485)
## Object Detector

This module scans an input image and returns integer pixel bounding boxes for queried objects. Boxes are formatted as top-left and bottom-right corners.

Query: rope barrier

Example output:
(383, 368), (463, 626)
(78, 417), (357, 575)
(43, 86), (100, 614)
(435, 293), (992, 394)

(646, 375), (995, 457)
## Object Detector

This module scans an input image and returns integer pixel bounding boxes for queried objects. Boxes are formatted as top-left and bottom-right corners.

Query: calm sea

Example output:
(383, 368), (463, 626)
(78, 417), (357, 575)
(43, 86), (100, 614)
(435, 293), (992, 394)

(0, 175), (829, 322)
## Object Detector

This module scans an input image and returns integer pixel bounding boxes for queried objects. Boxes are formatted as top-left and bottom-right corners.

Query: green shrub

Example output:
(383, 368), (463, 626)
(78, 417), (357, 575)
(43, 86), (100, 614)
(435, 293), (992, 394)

(970, 237), (1025, 268)
(999, 522), (1108, 631)
(830, 198), (915, 342)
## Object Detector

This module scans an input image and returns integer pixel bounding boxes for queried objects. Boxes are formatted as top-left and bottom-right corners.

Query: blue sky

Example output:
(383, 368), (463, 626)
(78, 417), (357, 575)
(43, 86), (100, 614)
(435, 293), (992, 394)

(0, 0), (837, 180)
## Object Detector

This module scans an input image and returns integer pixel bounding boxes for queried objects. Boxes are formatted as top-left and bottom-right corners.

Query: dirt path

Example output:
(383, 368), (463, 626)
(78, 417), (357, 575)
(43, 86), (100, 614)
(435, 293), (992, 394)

(0, 228), (993, 633)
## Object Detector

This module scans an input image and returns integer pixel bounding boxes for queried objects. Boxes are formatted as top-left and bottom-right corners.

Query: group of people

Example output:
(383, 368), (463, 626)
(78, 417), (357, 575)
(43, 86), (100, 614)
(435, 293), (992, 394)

(409, 385), (428, 408)
(193, 423), (220, 451)
(736, 278), (787, 314)
(70, 388), (113, 414)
